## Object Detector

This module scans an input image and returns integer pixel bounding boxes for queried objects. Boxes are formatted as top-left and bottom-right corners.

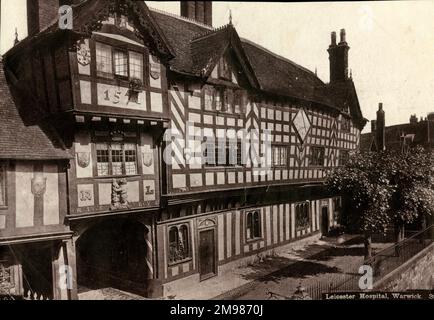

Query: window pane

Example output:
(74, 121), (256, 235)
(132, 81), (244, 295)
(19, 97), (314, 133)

(179, 225), (190, 259)
(114, 50), (128, 77)
(111, 143), (123, 176)
(129, 51), (143, 80)
(246, 213), (253, 240)
(96, 143), (109, 176)
(96, 42), (113, 78)
(124, 143), (137, 175)
(169, 227), (178, 263)
(204, 141), (215, 166)
(253, 212), (261, 238)
(0, 164), (6, 206)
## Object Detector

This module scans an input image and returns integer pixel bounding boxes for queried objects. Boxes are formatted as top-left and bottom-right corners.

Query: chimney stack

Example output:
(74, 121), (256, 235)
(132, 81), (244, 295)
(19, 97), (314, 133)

(181, 1), (213, 26)
(409, 114), (418, 125)
(376, 103), (386, 151)
(328, 29), (350, 83)
(27, 0), (60, 36)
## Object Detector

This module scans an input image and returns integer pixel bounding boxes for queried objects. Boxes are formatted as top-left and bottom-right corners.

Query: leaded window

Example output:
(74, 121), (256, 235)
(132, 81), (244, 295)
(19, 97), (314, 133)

(310, 147), (325, 166)
(96, 42), (113, 78)
(129, 51), (143, 80)
(272, 146), (288, 167)
(246, 210), (261, 240)
(168, 225), (191, 264)
(296, 202), (310, 229)
(114, 50), (128, 77)
(96, 142), (137, 177)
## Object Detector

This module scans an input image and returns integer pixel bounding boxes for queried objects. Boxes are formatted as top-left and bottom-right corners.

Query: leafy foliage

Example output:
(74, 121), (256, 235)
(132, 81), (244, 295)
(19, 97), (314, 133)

(326, 147), (434, 235)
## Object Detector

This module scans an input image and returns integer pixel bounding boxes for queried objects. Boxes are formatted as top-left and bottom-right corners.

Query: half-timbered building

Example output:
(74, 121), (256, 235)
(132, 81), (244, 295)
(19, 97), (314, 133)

(1, 0), (366, 299)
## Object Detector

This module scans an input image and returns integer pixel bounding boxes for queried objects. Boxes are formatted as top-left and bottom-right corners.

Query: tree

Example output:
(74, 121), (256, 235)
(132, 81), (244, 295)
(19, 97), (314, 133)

(382, 146), (434, 246)
(326, 151), (394, 259)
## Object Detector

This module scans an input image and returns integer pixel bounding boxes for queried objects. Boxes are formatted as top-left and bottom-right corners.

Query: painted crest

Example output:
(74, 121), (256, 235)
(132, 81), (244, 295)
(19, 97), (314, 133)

(142, 152), (153, 167)
(31, 175), (47, 197)
(77, 42), (91, 66)
(150, 56), (161, 80)
(77, 152), (90, 168)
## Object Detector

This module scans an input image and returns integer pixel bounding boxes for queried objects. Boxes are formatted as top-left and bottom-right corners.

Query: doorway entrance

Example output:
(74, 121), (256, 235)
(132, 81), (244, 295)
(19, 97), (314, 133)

(321, 207), (330, 236)
(199, 229), (217, 281)
(76, 218), (149, 296)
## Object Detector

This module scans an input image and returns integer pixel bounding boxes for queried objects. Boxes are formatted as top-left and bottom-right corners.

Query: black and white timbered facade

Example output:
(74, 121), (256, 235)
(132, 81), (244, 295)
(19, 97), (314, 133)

(0, 0), (366, 299)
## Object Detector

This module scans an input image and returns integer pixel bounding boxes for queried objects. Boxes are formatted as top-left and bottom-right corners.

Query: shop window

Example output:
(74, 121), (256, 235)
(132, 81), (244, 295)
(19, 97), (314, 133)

(168, 225), (191, 264)
(246, 210), (261, 240)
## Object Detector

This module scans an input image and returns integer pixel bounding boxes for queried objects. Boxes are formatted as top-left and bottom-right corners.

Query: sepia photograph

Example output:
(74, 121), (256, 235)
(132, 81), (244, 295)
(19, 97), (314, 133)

(0, 0), (433, 311)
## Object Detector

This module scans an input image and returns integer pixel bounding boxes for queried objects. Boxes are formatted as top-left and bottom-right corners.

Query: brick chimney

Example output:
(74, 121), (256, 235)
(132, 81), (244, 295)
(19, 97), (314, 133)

(27, 0), (60, 36)
(328, 29), (350, 83)
(376, 103), (386, 151)
(181, 1), (213, 26)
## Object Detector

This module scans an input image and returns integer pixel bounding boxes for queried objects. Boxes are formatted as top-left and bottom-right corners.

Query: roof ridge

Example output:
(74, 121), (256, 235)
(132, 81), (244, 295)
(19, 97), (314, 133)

(148, 6), (215, 31)
(240, 37), (319, 79)
(191, 24), (232, 43)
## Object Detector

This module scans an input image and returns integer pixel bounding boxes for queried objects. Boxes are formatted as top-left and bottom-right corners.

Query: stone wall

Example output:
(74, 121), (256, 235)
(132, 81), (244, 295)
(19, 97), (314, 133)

(381, 244), (434, 291)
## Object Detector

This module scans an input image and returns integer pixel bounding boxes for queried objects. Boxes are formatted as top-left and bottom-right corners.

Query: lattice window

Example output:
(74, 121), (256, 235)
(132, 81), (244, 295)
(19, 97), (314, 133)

(124, 143), (137, 175)
(296, 202), (310, 229)
(96, 144), (110, 176)
(129, 51), (143, 80)
(310, 147), (325, 166)
(168, 225), (191, 264)
(246, 210), (261, 240)
(272, 146), (288, 167)
(96, 42), (113, 78)
(95, 142), (137, 177)
(114, 50), (128, 77)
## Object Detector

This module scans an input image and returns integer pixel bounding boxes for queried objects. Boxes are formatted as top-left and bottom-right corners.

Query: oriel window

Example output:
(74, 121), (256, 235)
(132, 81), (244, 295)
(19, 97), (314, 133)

(114, 50), (128, 78)
(96, 42), (113, 78)
(129, 51), (143, 80)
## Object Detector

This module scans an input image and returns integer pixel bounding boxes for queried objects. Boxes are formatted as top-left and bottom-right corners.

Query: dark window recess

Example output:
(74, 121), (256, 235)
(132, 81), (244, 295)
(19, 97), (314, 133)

(246, 210), (261, 240)
(310, 147), (325, 166)
(168, 225), (191, 264)
(339, 150), (350, 166)
(296, 202), (310, 229)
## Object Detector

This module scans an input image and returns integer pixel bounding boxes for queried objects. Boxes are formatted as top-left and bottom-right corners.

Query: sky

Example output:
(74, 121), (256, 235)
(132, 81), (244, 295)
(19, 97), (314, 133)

(1, 1), (434, 133)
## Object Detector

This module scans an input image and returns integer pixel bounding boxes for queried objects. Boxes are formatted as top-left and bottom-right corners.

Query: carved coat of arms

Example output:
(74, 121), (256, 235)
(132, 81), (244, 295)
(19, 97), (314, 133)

(77, 152), (90, 168)
(77, 43), (91, 66)
(142, 152), (153, 167)
(31, 175), (47, 197)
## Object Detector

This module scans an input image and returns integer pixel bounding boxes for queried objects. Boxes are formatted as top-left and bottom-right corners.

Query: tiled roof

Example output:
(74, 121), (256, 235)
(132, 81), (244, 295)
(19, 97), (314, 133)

(0, 56), (71, 160)
(150, 7), (366, 125)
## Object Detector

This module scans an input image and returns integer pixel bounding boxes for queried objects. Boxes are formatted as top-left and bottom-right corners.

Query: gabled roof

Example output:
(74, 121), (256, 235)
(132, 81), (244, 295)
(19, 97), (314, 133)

(6, 0), (174, 60)
(0, 56), (71, 160)
(190, 24), (260, 89)
(149, 7), (366, 126)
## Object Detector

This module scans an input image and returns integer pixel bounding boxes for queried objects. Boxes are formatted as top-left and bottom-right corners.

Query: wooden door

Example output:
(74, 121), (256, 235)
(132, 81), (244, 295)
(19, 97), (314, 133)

(199, 229), (217, 281)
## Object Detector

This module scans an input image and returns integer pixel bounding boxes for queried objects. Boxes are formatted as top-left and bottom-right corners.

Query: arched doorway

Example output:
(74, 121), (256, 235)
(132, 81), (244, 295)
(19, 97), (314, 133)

(76, 218), (149, 296)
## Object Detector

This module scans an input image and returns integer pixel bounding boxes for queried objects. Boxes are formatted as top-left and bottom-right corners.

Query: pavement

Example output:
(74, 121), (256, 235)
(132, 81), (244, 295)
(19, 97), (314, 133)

(77, 235), (391, 300)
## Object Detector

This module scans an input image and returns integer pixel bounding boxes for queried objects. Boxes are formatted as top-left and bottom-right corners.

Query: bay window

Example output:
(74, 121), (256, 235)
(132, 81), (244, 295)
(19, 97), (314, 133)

(129, 51), (144, 80)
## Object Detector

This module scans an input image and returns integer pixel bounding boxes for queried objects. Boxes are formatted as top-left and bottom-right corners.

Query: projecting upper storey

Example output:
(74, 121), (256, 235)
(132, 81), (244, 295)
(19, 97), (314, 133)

(2, 0), (366, 128)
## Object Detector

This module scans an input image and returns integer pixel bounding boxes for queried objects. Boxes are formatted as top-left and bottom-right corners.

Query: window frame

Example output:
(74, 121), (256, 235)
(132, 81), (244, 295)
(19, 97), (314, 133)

(203, 141), (243, 167)
(94, 41), (145, 82)
(339, 150), (350, 166)
(341, 117), (351, 133)
(295, 202), (311, 230)
(245, 210), (262, 242)
(94, 135), (139, 178)
(0, 162), (7, 208)
(167, 223), (192, 266)
(272, 145), (288, 168)
(309, 146), (325, 167)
